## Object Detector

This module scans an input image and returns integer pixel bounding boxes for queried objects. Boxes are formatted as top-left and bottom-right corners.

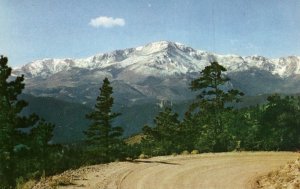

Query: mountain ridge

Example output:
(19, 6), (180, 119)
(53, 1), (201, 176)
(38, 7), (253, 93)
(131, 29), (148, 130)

(14, 41), (300, 79)
(12, 41), (300, 105)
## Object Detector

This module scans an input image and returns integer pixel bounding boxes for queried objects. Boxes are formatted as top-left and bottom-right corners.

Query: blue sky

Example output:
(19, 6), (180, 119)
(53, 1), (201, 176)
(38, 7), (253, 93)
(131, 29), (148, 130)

(1, 0), (300, 67)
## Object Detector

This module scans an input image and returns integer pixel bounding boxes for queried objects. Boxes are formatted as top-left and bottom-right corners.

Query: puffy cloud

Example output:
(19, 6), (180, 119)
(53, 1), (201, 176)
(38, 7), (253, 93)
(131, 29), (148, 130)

(89, 16), (125, 28)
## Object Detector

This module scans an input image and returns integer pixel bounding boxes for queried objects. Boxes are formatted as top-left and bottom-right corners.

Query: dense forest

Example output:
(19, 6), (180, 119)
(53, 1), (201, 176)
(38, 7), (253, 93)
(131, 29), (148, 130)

(1, 56), (299, 188)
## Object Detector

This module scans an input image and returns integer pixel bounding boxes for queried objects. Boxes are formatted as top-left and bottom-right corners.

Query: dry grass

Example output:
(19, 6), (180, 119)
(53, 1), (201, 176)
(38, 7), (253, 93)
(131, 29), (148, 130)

(256, 157), (300, 189)
(48, 176), (74, 187)
(33, 170), (80, 189)
(16, 179), (37, 189)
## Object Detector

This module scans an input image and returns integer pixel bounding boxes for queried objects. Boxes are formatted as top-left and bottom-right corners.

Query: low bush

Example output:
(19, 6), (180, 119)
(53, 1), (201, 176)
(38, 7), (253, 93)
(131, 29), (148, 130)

(171, 152), (177, 156)
(138, 153), (149, 159)
(181, 150), (190, 155)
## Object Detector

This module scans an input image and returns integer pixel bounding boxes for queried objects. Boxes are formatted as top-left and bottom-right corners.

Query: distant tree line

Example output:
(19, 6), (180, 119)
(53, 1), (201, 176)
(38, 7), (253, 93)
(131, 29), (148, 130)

(1, 56), (299, 188)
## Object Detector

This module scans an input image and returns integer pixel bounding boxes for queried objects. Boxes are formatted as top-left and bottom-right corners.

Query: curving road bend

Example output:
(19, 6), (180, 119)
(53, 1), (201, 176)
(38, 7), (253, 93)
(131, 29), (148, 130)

(117, 152), (298, 189)
(37, 152), (299, 189)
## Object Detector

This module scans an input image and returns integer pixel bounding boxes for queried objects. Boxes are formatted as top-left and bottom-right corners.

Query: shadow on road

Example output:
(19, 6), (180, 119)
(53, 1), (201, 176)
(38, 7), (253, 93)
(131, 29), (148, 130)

(127, 160), (180, 165)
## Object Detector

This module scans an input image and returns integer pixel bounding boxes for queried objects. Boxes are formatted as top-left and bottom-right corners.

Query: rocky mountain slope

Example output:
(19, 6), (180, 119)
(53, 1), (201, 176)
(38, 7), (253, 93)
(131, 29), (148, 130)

(13, 41), (300, 106)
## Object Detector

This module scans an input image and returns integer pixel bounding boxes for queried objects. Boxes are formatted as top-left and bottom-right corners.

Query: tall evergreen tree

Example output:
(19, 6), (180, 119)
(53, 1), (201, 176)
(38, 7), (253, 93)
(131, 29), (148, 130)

(85, 78), (123, 162)
(0, 56), (56, 187)
(29, 120), (55, 175)
(0, 56), (39, 187)
(188, 61), (244, 151)
(142, 107), (181, 155)
(190, 61), (243, 110)
(258, 94), (300, 150)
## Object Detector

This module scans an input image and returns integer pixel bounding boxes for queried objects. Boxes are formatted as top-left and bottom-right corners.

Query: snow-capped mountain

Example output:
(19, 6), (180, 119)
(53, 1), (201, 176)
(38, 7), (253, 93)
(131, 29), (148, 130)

(15, 41), (300, 78)
(13, 41), (300, 104)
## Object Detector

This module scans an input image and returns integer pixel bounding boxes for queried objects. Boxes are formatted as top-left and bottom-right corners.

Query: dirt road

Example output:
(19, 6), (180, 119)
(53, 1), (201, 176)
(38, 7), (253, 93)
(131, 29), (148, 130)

(35, 152), (299, 189)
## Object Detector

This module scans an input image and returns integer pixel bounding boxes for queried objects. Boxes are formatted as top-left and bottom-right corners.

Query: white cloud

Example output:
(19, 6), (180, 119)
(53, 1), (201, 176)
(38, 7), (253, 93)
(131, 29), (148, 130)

(89, 16), (125, 28)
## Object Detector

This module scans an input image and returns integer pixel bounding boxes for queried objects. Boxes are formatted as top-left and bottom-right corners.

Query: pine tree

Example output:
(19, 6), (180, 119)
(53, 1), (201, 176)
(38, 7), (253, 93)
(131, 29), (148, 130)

(190, 61), (243, 110)
(142, 107), (181, 155)
(0, 56), (56, 187)
(0, 56), (39, 187)
(85, 78), (123, 162)
(259, 94), (300, 150)
(29, 119), (55, 175)
(188, 61), (244, 152)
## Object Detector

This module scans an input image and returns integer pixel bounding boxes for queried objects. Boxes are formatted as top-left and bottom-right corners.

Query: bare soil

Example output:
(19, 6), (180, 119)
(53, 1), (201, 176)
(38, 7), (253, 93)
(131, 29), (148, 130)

(33, 152), (299, 189)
